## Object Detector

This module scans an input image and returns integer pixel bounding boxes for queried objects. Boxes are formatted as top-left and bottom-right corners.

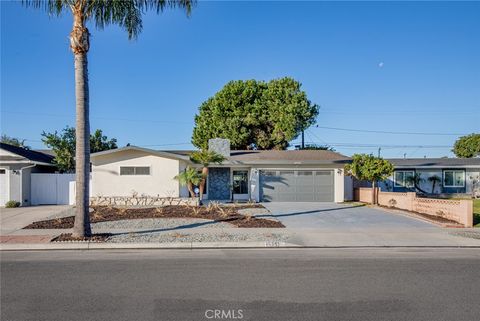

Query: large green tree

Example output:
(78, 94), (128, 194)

(42, 126), (117, 172)
(192, 77), (319, 150)
(0, 134), (30, 149)
(453, 133), (480, 158)
(24, 0), (194, 238)
(345, 154), (394, 204)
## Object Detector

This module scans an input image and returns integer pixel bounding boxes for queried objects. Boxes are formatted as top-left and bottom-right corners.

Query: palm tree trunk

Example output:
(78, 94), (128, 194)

(71, 8), (91, 238)
(372, 181), (376, 205)
(199, 167), (208, 201)
(187, 182), (195, 198)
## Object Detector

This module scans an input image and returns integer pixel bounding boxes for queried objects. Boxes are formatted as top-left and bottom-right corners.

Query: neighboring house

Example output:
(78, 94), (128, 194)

(0, 143), (57, 206)
(378, 158), (480, 197)
(90, 139), (352, 202)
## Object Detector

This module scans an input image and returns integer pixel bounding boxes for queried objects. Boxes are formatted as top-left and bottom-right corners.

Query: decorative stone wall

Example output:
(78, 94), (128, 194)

(208, 167), (231, 200)
(89, 196), (198, 207)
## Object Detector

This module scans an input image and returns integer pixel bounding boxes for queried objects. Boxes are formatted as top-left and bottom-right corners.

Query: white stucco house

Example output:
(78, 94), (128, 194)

(90, 139), (352, 202)
(0, 143), (57, 206)
(377, 158), (480, 197)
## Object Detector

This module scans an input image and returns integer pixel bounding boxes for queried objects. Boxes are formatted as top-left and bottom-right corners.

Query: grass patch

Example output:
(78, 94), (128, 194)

(474, 199), (480, 227)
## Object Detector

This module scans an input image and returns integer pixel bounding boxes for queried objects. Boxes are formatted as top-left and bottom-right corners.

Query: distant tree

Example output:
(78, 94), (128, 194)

(190, 150), (225, 204)
(174, 167), (203, 198)
(0, 134), (30, 149)
(344, 154), (394, 204)
(297, 144), (335, 151)
(41, 126), (117, 172)
(453, 133), (480, 158)
(192, 77), (319, 150)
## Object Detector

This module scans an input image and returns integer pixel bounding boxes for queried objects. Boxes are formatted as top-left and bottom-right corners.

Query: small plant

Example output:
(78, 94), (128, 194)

(436, 210), (446, 217)
(244, 213), (253, 221)
(5, 200), (20, 208)
(155, 207), (164, 214)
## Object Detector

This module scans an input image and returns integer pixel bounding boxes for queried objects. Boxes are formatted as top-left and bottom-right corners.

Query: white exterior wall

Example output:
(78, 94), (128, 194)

(334, 168), (345, 203)
(92, 150), (182, 197)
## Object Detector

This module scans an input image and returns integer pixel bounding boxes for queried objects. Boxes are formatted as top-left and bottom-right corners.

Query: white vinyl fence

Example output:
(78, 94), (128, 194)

(69, 180), (93, 205)
(31, 173), (75, 205)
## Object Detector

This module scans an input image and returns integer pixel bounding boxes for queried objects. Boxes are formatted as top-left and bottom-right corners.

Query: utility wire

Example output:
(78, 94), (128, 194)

(314, 125), (466, 136)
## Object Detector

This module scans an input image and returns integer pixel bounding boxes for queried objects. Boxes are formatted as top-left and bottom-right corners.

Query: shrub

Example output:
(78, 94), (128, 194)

(5, 200), (20, 208)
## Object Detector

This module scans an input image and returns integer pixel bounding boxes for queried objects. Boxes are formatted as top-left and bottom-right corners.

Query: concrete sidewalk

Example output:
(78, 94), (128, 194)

(2, 226), (480, 250)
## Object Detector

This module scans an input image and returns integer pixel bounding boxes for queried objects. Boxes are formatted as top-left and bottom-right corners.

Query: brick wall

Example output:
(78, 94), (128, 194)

(354, 188), (473, 227)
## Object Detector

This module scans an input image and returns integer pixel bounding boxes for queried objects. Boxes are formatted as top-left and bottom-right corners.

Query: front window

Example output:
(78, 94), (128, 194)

(233, 170), (248, 194)
(120, 166), (150, 176)
(443, 170), (465, 187)
(394, 170), (414, 188)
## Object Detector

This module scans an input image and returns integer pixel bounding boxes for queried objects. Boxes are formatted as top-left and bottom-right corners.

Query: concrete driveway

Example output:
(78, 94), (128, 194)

(261, 202), (434, 229)
(0, 205), (72, 235)
(257, 203), (480, 246)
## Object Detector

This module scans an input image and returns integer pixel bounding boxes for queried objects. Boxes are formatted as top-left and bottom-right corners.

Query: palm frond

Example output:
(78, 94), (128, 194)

(24, 0), (195, 39)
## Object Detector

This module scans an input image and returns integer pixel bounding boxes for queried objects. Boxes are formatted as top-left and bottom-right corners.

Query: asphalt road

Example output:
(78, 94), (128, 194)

(2, 249), (480, 321)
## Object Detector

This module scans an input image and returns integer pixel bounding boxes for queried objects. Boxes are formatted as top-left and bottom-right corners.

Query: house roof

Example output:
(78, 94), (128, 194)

(0, 143), (55, 165)
(387, 158), (480, 168)
(90, 146), (191, 161)
(121, 148), (350, 165)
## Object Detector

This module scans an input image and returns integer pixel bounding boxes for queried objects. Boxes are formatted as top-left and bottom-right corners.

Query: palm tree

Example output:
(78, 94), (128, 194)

(406, 173), (428, 194)
(428, 175), (441, 194)
(174, 167), (203, 198)
(190, 150), (226, 203)
(23, 0), (194, 237)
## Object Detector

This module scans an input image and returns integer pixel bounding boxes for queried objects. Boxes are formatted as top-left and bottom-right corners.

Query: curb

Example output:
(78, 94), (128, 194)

(0, 241), (302, 251)
(2, 242), (480, 251)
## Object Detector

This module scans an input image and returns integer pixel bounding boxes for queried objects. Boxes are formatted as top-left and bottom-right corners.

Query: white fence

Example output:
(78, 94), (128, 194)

(31, 173), (76, 205)
(69, 180), (93, 205)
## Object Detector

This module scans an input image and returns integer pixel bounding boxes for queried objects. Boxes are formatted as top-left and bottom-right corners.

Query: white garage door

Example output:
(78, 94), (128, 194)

(0, 168), (8, 206)
(260, 170), (334, 202)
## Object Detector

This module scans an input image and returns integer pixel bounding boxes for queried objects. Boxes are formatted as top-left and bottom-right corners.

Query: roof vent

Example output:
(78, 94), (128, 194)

(208, 138), (230, 157)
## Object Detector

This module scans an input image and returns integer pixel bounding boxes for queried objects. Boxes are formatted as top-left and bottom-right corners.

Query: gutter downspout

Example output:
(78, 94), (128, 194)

(18, 163), (36, 206)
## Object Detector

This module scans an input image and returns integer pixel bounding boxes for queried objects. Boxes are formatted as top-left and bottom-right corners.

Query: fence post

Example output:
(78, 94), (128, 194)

(464, 200), (473, 228)
(407, 192), (416, 212)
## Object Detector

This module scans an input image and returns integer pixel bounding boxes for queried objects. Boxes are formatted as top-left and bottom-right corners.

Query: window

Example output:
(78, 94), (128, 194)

(443, 170), (465, 187)
(0, 169), (5, 174)
(394, 170), (414, 188)
(120, 166), (150, 176)
(233, 170), (248, 194)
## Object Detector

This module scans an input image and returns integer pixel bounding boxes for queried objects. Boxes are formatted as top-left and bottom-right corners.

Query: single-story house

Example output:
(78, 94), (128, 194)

(0, 143), (57, 206)
(90, 139), (352, 202)
(377, 158), (480, 197)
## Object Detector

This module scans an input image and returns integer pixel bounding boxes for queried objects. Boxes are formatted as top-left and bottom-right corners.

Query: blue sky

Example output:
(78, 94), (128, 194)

(1, 1), (479, 158)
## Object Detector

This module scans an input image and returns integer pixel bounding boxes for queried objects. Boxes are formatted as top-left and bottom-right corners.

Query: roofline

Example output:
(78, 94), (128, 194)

(90, 146), (191, 161)
(0, 160), (56, 167)
(392, 165), (480, 169)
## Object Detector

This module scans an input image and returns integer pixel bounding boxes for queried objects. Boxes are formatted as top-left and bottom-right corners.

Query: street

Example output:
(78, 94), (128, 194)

(1, 249), (480, 321)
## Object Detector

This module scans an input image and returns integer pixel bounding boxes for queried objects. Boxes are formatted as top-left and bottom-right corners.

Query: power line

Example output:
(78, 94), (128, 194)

(314, 125), (466, 136)
(1, 110), (191, 124)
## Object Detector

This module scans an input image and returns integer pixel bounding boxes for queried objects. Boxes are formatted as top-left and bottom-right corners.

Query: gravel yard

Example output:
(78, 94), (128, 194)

(107, 230), (290, 243)
(92, 218), (234, 230)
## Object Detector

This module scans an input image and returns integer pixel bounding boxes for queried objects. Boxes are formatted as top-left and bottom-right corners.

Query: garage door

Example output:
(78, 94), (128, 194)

(260, 170), (334, 202)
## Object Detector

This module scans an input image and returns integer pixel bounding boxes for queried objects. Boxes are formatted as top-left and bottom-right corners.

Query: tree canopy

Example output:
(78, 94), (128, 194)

(0, 134), (30, 149)
(192, 77), (319, 150)
(345, 154), (394, 183)
(453, 133), (480, 158)
(41, 126), (117, 172)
